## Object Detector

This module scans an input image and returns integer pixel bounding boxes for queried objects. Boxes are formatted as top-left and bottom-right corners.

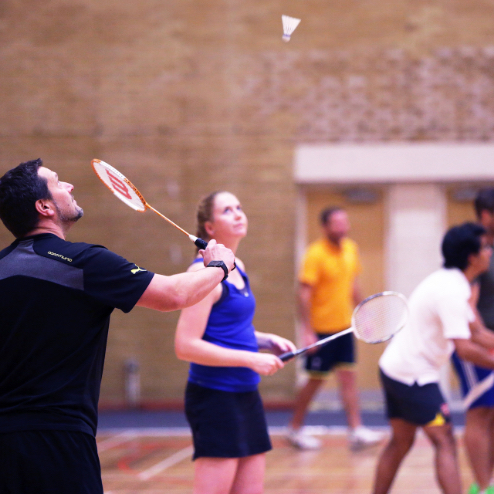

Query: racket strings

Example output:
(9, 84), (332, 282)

(352, 294), (408, 343)
(92, 159), (147, 212)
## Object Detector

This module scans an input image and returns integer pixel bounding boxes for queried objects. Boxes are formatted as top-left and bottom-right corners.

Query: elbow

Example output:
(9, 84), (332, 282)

(174, 338), (189, 362)
(455, 346), (468, 361)
(454, 339), (471, 361)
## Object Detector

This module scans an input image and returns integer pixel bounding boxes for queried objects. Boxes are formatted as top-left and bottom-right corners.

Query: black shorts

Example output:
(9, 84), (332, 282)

(380, 369), (451, 426)
(304, 331), (355, 375)
(0, 430), (103, 494)
(185, 381), (272, 460)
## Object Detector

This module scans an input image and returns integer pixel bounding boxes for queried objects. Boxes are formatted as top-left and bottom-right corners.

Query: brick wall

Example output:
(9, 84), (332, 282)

(2, 0), (494, 405)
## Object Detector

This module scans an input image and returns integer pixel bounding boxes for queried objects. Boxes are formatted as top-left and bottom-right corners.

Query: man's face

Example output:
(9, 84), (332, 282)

(323, 210), (350, 244)
(470, 234), (493, 276)
(38, 167), (83, 223)
(480, 209), (494, 238)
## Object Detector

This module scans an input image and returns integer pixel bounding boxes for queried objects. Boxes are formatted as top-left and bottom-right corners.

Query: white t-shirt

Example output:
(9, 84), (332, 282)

(379, 268), (474, 386)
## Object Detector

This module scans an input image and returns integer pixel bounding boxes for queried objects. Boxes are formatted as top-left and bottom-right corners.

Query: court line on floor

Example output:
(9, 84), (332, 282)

(99, 427), (192, 437)
(98, 425), (390, 437)
(98, 431), (139, 452)
(137, 445), (194, 481)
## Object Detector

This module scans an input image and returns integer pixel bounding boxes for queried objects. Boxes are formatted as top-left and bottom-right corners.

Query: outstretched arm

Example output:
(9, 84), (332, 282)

(136, 239), (235, 312)
(453, 337), (494, 369)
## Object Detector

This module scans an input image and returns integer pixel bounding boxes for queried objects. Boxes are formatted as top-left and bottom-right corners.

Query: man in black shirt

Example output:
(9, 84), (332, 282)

(0, 158), (238, 494)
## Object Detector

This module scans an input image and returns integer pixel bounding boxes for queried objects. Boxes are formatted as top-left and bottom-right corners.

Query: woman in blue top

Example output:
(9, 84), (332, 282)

(175, 191), (296, 494)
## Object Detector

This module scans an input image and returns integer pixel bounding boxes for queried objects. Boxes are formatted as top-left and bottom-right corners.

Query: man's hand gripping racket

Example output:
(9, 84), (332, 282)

(279, 291), (409, 362)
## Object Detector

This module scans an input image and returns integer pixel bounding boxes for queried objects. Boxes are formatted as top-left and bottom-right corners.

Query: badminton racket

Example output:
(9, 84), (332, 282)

(92, 159), (208, 250)
(279, 291), (408, 362)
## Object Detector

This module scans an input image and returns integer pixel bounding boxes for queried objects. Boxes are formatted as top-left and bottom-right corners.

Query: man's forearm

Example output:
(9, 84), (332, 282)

(137, 268), (224, 312)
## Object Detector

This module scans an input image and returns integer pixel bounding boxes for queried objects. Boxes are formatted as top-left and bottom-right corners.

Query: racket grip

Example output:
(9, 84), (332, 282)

(194, 238), (208, 250)
(279, 351), (295, 362)
(193, 236), (237, 272)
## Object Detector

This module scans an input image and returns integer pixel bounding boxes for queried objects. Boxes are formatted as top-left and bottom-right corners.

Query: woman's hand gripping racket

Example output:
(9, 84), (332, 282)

(279, 291), (409, 362)
(92, 159), (208, 250)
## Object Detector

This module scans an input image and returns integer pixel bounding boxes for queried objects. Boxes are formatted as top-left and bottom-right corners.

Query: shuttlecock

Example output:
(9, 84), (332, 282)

(282, 15), (301, 42)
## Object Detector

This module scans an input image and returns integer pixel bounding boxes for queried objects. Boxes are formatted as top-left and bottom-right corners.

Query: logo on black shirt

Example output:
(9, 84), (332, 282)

(48, 251), (73, 262)
(131, 265), (146, 274)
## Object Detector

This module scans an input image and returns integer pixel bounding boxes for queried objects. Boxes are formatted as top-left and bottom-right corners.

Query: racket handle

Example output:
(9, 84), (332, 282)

(189, 235), (208, 250)
(190, 235), (237, 272)
(279, 351), (296, 362)
(194, 237), (208, 250)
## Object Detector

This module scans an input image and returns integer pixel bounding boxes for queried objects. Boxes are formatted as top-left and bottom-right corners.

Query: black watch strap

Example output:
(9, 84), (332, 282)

(207, 260), (229, 282)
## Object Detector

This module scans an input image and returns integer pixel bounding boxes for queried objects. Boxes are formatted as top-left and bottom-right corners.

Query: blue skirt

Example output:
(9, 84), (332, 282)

(185, 381), (272, 460)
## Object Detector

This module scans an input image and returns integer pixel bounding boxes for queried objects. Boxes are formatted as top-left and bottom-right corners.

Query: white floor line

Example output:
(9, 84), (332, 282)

(97, 431), (138, 452)
(98, 427), (192, 436)
(97, 425), (394, 439)
(138, 445), (194, 481)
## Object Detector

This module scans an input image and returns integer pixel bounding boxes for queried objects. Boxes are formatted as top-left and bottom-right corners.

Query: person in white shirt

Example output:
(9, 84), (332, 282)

(373, 222), (494, 494)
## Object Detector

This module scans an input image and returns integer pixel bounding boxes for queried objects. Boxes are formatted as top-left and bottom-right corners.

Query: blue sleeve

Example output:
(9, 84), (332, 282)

(82, 246), (154, 313)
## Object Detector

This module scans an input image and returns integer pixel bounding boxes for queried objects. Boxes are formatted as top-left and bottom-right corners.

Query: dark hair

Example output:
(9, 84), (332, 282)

(320, 206), (344, 226)
(0, 158), (52, 238)
(442, 222), (486, 270)
(474, 188), (494, 219)
(196, 191), (224, 244)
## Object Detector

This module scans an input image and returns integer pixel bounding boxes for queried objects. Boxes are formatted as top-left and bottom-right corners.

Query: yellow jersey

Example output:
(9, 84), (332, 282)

(299, 237), (361, 334)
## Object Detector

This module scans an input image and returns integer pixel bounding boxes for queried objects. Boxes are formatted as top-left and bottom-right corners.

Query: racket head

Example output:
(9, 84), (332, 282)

(352, 291), (409, 344)
(91, 159), (147, 212)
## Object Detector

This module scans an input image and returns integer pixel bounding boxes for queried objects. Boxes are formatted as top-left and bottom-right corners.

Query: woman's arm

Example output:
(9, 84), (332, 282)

(255, 331), (297, 356)
(174, 265), (285, 376)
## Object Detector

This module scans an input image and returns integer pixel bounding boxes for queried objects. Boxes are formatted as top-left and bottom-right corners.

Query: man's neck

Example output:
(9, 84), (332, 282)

(326, 236), (342, 248)
(24, 224), (66, 240)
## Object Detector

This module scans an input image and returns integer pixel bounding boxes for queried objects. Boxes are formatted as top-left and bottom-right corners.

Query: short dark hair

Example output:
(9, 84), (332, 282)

(442, 222), (486, 270)
(320, 206), (344, 226)
(474, 188), (494, 219)
(0, 158), (52, 238)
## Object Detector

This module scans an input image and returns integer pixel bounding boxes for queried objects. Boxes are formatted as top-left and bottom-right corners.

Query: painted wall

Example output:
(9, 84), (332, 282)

(2, 1), (494, 405)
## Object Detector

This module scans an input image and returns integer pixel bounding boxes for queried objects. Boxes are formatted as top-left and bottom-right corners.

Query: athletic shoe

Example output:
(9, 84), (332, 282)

(468, 484), (479, 494)
(348, 426), (384, 451)
(286, 427), (322, 450)
(469, 483), (494, 494)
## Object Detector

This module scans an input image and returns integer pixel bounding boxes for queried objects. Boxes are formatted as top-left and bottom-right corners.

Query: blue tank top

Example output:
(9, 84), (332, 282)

(188, 258), (260, 392)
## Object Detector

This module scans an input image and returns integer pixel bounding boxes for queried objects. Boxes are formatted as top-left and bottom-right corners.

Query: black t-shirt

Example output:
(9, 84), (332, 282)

(0, 233), (154, 436)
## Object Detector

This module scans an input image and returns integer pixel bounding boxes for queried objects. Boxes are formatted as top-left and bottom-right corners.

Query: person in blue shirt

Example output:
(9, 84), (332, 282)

(0, 159), (236, 494)
(451, 188), (494, 494)
(175, 191), (296, 494)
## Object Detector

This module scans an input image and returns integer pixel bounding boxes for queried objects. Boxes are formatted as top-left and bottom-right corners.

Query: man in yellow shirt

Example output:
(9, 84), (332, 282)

(287, 207), (383, 450)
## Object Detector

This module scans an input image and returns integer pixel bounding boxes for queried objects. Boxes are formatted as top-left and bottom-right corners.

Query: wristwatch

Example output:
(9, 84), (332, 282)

(207, 260), (229, 282)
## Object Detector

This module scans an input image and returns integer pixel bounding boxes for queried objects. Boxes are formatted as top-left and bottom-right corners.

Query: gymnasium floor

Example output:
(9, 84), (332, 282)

(97, 408), (471, 494)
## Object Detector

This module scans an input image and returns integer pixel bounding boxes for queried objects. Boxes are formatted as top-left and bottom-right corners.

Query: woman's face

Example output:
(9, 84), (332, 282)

(206, 192), (248, 240)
